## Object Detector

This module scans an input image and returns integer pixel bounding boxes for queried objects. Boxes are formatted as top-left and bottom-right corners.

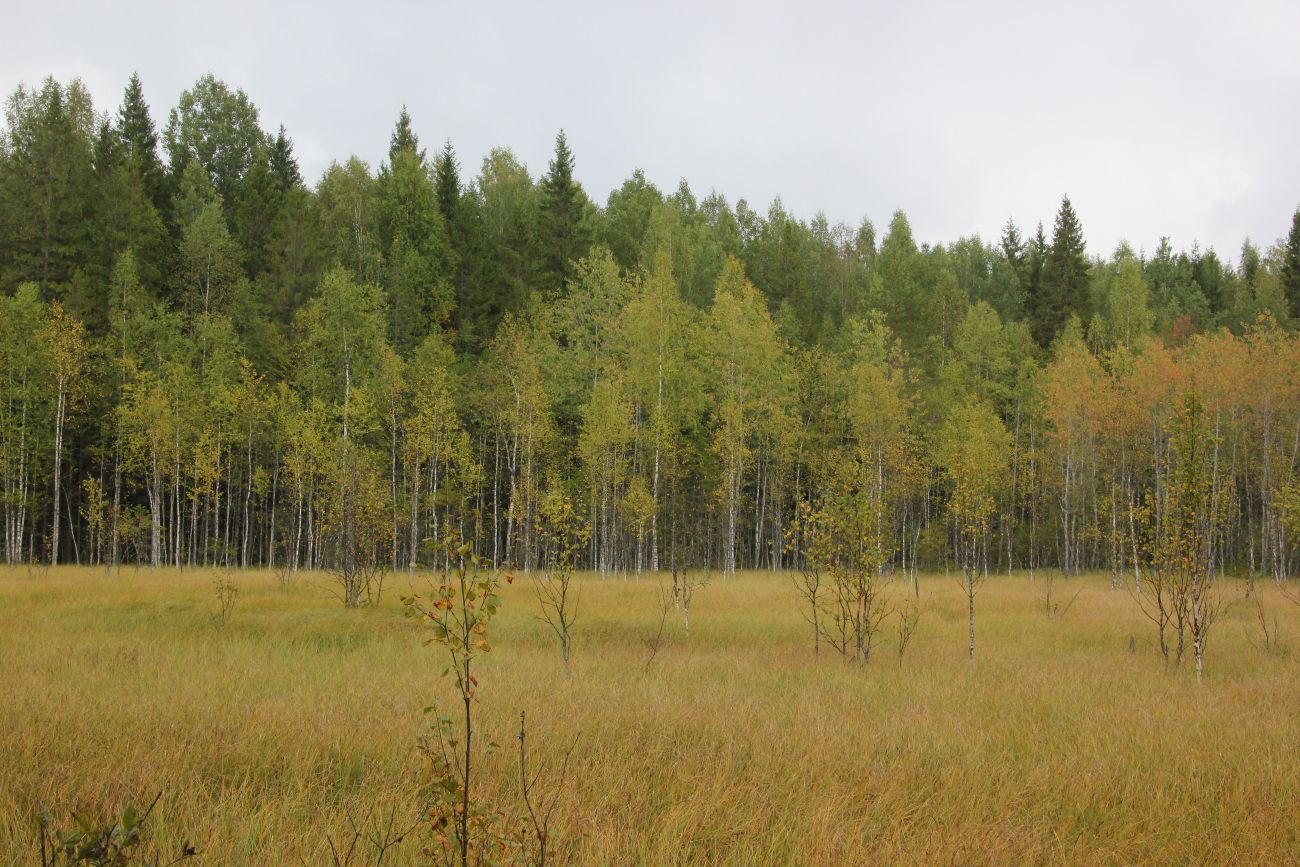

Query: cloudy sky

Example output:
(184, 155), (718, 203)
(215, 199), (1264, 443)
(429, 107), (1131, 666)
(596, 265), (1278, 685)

(5, 0), (1298, 260)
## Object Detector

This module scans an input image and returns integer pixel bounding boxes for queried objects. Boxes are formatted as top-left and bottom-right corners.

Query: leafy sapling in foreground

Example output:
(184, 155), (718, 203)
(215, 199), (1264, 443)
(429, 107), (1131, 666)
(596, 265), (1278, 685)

(402, 535), (512, 866)
(211, 571), (238, 626)
(533, 492), (589, 673)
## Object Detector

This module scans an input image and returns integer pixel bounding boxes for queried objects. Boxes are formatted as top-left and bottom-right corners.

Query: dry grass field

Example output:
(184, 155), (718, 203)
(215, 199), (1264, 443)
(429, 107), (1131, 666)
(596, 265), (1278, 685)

(1, 564), (1298, 864)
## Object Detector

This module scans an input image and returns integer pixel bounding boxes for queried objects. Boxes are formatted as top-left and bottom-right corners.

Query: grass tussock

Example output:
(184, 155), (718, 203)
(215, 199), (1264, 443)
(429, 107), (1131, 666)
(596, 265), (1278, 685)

(1, 565), (1298, 864)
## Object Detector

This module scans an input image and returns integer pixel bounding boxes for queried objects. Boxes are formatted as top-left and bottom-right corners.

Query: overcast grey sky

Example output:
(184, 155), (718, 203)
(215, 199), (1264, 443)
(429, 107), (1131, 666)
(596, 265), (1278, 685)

(5, 0), (1298, 260)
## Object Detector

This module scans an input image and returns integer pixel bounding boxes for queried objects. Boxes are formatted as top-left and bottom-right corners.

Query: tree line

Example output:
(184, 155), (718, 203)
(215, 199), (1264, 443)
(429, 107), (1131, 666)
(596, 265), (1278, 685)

(4, 72), (1300, 589)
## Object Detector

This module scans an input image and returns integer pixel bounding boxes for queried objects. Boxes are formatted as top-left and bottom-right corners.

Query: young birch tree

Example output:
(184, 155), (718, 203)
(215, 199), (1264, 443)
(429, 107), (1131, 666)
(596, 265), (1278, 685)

(938, 400), (1010, 658)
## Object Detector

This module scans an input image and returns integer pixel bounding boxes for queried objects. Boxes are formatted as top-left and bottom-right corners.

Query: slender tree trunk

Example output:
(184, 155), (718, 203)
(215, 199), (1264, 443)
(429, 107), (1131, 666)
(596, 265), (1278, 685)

(50, 378), (66, 564)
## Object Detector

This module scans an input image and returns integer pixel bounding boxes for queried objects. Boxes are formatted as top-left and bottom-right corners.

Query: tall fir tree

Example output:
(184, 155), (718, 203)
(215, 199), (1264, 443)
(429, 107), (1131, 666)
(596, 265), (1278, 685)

(1239, 239), (1261, 285)
(388, 106), (424, 166)
(1280, 207), (1300, 319)
(87, 116), (168, 326)
(0, 78), (96, 296)
(268, 125), (301, 192)
(116, 73), (166, 209)
(537, 129), (593, 295)
(378, 134), (455, 351)
(1000, 218), (1024, 277)
(233, 143), (281, 277)
(434, 138), (479, 341)
(1033, 197), (1089, 346)
(433, 139), (461, 224)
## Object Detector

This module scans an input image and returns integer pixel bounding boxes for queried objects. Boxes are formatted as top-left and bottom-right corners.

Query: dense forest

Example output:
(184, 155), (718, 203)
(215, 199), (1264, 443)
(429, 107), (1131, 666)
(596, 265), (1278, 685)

(4, 72), (1300, 588)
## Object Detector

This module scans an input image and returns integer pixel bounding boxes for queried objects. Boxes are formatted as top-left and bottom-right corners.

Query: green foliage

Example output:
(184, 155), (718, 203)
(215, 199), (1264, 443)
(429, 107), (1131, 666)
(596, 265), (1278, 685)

(1282, 208), (1300, 319)
(1, 78), (96, 295)
(4, 67), (1300, 594)
(937, 400), (1010, 554)
(116, 73), (166, 209)
(1033, 196), (1090, 346)
(458, 148), (539, 351)
(537, 130), (594, 296)
(378, 147), (456, 349)
(37, 794), (196, 866)
(268, 125), (301, 191)
(164, 75), (262, 210)
(402, 536), (514, 865)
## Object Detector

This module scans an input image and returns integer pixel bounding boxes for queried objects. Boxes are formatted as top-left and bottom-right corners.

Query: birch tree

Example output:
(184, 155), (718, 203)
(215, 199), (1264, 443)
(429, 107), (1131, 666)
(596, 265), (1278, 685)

(938, 400), (1010, 657)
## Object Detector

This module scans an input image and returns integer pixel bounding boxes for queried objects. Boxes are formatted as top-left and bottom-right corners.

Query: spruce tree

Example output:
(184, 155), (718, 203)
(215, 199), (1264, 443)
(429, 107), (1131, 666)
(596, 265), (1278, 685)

(1239, 239), (1260, 285)
(856, 218), (876, 259)
(538, 129), (592, 295)
(378, 146), (455, 351)
(434, 138), (476, 333)
(1280, 207), (1300, 318)
(233, 144), (281, 277)
(263, 185), (322, 327)
(269, 125), (301, 191)
(1191, 248), (1226, 314)
(117, 73), (166, 209)
(0, 78), (95, 295)
(388, 106), (424, 166)
(1000, 218), (1023, 275)
(433, 139), (461, 224)
(1034, 197), (1089, 346)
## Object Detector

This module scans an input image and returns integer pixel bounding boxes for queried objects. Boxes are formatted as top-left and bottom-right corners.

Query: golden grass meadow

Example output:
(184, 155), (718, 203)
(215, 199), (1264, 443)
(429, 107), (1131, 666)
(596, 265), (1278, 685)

(1, 565), (1298, 864)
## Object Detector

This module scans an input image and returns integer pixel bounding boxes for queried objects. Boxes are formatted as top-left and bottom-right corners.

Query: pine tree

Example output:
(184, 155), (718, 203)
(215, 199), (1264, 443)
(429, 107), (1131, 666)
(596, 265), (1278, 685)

(269, 125), (302, 191)
(1280, 207), (1300, 318)
(1034, 197), (1089, 346)
(538, 129), (593, 296)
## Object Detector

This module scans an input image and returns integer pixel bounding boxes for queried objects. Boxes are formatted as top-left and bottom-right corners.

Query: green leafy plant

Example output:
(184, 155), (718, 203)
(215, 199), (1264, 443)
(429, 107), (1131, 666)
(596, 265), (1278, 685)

(37, 793), (197, 867)
(402, 535), (514, 866)
(533, 491), (589, 674)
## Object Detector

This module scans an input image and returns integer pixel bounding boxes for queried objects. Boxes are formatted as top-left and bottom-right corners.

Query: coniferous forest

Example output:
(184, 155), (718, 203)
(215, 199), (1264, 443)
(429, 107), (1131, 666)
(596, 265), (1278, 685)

(6, 71), (1300, 589)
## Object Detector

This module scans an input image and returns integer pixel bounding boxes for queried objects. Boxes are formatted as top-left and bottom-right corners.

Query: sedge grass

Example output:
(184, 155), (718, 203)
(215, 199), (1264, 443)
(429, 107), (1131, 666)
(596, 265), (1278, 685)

(1, 565), (1297, 864)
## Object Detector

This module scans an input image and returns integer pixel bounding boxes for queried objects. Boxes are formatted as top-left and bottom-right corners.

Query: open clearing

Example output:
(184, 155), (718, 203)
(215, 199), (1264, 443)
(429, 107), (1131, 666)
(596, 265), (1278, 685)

(1, 566), (1298, 864)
